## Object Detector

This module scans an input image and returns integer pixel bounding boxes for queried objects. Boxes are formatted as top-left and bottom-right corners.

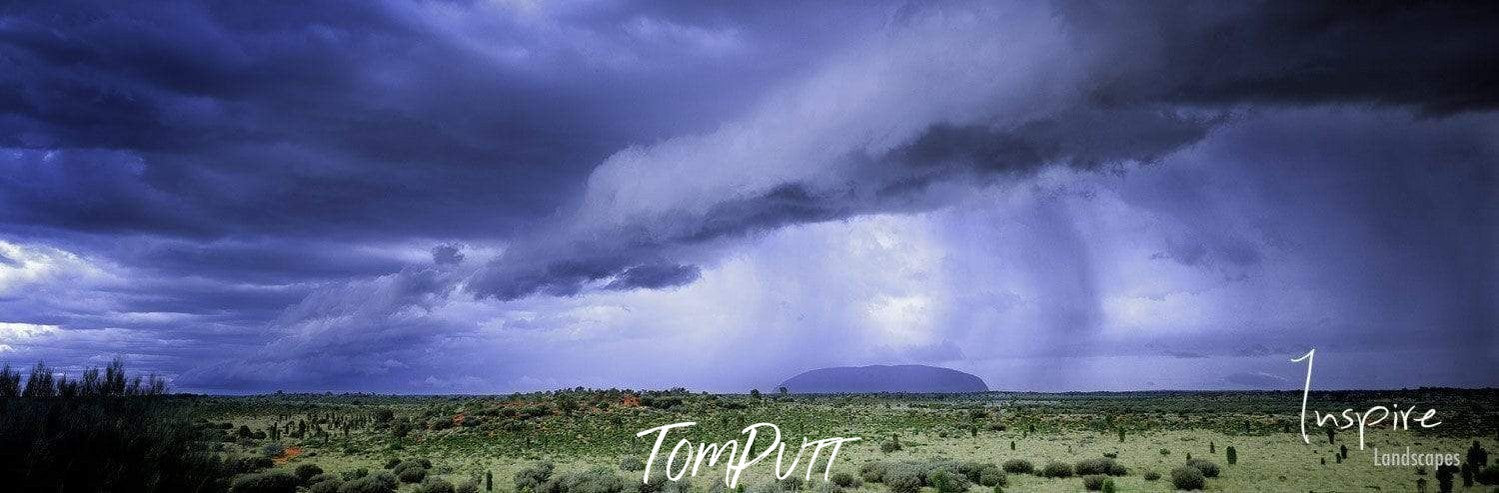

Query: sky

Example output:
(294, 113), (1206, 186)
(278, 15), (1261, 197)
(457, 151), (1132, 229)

(0, 0), (1494, 393)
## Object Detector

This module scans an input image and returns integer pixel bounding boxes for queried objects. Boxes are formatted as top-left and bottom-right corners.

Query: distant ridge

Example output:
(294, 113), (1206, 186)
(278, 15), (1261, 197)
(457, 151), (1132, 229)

(779, 364), (988, 393)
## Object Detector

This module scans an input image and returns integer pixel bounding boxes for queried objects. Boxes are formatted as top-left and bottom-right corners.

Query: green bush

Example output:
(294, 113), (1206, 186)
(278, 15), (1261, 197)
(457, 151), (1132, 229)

(1142, 470), (1160, 481)
(417, 477), (456, 493)
(977, 466), (1005, 487)
(959, 462), (1003, 486)
(1075, 458), (1123, 476)
(779, 475), (804, 491)
(1081, 475), (1107, 491)
(228, 456), (276, 475)
(309, 473), (340, 485)
(1039, 462), (1072, 478)
(860, 462), (889, 483)
(620, 457), (646, 472)
(344, 468), (370, 481)
(882, 463), (926, 493)
(1184, 459), (1219, 478)
(296, 464), (326, 483)
(231, 471), (301, 493)
(880, 441), (902, 453)
(310, 478), (344, 493)
(830, 472), (859, 487)
(457, 481), (482, 493)
(636, 471), (668, 493)
(926, 469), (970, 493)
(398, 465), (429, 483)
(810, 481), (842, 493)
(516, 462), (556, 493)
(1170, 467), (1205, 491)
(1476, 464), (1499, 485)
(1001, 460), (1033, 475)
(747, 482), (784, 493)
(339, 472), (398, 493)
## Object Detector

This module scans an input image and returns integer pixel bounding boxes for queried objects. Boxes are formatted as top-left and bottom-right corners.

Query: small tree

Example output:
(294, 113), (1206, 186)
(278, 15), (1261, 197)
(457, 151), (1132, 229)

(486, 471), (493, 491)
(1209, 441), (1215, 454)
(1325, 427), (1336, 445)
(1436, 464), (1457, 493)
(1226, 446), (1237, 465)
(1118, 428), (1125, 443)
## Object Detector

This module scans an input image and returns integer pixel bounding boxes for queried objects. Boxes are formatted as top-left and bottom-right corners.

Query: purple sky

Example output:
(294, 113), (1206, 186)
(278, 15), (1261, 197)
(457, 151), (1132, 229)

(0, 1), (1494, 393)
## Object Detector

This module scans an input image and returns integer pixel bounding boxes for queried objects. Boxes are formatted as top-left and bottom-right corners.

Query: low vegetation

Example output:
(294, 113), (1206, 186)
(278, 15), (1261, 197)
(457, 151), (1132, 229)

(1, 360), (1494, 492)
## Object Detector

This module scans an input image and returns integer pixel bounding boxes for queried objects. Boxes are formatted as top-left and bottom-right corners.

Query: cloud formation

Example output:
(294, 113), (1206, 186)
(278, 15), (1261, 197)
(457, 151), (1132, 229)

(0, 0), (1493, 391)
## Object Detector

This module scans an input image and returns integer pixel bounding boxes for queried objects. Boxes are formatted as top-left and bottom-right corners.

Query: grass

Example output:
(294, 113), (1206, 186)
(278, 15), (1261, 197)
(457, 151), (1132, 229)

(179, 389), (1498, 492)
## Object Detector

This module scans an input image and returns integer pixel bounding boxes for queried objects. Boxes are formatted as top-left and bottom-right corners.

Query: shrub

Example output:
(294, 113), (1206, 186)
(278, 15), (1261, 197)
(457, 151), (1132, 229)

(297, 464), (327, 483)
(620, 457), (646, 472)
(665, 479), (696, 493)
(457, 481), (482, 493)
(516, 462), (556, 493)
(860, 462), (889, 483)
(977, 467), (1006, 487)
(227, 456), (276, 475)
(417, 477), (456, 493)
(959, 462), (1002, 485)
(385, 459), (403, 469)
(1081, 475), (1107, 491)
(339, 473), (398, 493)
(636, 472), (668, 493)
(1170, 467), (1205, 491)
(1184, 459), (1220, 478)
(1039, 462), (1073, 478)
(1075, 458), (1123, 476)
(310, 478), (344, 493)
(1001, 459), (1033, 475)
(880, 441), (902, 453)
(1476, 464), (1499, 485)
(344, 468), (370, 481)
(1142, 470), (1161, 481)
(309, 473), (340, 485)
(882, 463), (926, 493)
(231, 471), (301, 493)
(810, 481), (842, 493)
(398, 465), (429, 483)
(748, 482), (783, 493)
(1100, 478), (1115, 493)
(779, 476), (804, 491)
(926, 469), (970, 493)
(1226, 446), (1237, 465)
(830, 472), (858, 487)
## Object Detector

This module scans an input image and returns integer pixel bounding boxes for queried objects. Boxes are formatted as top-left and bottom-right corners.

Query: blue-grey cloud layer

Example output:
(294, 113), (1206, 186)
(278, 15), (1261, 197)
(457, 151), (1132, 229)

(0, 0), (1493, 392)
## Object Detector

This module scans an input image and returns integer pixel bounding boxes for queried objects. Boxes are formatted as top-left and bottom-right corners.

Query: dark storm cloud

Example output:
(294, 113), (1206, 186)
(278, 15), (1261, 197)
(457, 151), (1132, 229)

(470, 0), (1498, 302)
(1060, 0), (1499, 113)
(431, 244), (464, 266)
(1, 0), (1494, 392)
(0, 0), (854, 241)
(604, 263), (700, 291)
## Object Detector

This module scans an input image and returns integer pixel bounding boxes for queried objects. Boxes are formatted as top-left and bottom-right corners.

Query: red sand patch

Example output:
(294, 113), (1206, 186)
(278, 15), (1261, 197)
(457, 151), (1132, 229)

(274, 446), (303, 465)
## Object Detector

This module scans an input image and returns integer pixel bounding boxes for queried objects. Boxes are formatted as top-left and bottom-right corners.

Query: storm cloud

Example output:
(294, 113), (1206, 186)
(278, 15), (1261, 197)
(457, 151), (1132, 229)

(0, 0), (1493, 391)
